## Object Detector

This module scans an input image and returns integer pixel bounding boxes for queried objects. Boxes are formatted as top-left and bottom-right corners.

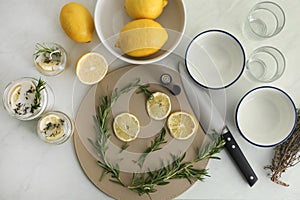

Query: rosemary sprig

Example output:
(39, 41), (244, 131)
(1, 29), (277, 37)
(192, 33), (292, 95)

(30, 78), (46, 112)
(127, 132), (225, 197)
(89, 79), (140, 178)
(264, 109), (300, 187)
(135, 128), (167, 167)
(198, 131), (226, 161)
(90, 79), (225, 199)
(120, 142), (129, 153)
(34, 43), (62, 62)
(137, 84), (153, 100)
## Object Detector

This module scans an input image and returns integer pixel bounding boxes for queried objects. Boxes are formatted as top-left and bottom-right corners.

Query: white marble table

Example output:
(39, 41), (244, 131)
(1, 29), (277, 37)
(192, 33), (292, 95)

(1, 0), (300, 199)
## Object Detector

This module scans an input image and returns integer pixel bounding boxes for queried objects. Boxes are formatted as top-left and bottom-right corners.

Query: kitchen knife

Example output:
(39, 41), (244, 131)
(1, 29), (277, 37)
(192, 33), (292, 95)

(178, 62), (258, 187)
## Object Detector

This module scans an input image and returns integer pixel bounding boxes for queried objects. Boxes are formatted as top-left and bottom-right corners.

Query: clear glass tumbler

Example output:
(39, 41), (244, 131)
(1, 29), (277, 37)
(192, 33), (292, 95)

(245, 46), (285, 83)
(246, 1), (285, 38)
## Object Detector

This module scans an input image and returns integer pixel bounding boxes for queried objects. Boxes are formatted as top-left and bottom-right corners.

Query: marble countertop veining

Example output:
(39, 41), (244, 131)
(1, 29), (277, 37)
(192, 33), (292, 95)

(0, 0), (300, 200)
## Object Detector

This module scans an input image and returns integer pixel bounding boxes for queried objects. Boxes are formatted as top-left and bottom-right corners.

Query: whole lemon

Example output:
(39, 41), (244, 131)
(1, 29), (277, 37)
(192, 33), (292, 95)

(125, 0), (168, 19)
(60, 2), (94, 43)
(115, 19), (168, 58)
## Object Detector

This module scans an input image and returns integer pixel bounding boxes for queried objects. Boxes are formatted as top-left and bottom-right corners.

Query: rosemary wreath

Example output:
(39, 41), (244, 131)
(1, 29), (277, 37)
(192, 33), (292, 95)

(89, 79), (225, 199)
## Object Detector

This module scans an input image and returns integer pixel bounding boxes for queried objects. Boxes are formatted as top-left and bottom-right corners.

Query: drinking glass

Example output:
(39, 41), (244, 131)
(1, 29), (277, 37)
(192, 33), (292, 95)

(246, 2), (285, 38)
(245, 46), (285, 83)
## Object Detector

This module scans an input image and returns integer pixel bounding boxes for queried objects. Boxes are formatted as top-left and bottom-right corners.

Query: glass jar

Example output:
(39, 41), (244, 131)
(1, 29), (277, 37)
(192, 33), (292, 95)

(37, 111), (74, 144)
(33, 42), (68, 76)
(2, 77), (54, 120)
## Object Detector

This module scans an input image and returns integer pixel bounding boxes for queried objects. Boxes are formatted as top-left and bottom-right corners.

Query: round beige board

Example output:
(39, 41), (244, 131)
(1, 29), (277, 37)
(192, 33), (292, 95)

(74, 64), (209, 200)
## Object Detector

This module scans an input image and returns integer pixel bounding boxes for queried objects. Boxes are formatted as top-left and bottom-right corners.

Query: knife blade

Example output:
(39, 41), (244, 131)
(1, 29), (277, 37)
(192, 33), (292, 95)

(178, 62), (258, 187)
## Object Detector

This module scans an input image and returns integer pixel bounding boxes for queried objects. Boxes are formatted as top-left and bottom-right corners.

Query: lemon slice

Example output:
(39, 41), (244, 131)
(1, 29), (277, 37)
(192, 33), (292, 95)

(36, 61), (57, 72)
(76, 52), (108, 85)
(113, 113), (140, 142)
(9, 84), (21, 106)
(40, 114), (61, 125)
(45, 130), (65, 141)
(167, 111), (198, 140)
(146, 92), (171, 120)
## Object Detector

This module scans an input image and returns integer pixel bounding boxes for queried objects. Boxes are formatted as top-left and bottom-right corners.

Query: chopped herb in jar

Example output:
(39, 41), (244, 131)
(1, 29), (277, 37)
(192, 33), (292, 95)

(11, 78), (46, 116)
(42, 119), (65, 138)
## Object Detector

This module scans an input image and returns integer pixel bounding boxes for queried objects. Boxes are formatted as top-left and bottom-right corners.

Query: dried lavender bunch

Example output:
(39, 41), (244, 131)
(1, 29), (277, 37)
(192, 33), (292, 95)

(264, 109), (300, 186)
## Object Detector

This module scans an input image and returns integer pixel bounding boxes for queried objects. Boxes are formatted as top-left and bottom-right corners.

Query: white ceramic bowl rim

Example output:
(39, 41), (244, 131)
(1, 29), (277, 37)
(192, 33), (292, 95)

(184, 29), (246, 89)
(236, 86), (297, 147)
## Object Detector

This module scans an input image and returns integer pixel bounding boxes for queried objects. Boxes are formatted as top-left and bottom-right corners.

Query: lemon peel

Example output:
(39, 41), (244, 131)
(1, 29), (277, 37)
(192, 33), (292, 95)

(116, 19), (168, 58)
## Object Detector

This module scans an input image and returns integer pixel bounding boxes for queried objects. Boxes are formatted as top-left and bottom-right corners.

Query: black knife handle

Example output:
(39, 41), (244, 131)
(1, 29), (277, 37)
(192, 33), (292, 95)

(222, 128), (258, 187)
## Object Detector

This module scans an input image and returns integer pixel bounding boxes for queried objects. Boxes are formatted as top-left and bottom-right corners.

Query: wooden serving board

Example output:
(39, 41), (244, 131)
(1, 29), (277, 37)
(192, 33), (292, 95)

(74, 64), (209, 200)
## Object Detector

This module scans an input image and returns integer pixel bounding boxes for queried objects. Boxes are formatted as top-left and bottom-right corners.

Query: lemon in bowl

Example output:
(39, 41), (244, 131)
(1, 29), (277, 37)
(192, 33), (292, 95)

(115, 19), (168, 58)
(125, 0), (168, 19)
(94, 0), (186, 64)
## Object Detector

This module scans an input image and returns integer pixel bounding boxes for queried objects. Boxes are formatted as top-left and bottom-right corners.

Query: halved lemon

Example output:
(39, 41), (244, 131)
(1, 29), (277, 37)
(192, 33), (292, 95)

(76, 52), (108, 85)
(146, 92), (171, 120)
(113, 113), (140, 142)
(9, 84), (22, 106)
(167, 111), (198, 140)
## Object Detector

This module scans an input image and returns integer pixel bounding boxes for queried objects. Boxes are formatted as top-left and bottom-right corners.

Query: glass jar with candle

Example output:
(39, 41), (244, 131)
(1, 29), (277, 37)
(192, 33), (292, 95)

(33, 42), (68, 76)
(37, 111), (74, 144)
(2, 77), (54, 120)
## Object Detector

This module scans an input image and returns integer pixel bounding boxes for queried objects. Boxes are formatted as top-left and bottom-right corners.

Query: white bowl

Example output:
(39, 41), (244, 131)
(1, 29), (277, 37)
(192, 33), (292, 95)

(185, 30), (245, 89)
(94, 0), (186, 64)
(236, 86), (297, 147)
